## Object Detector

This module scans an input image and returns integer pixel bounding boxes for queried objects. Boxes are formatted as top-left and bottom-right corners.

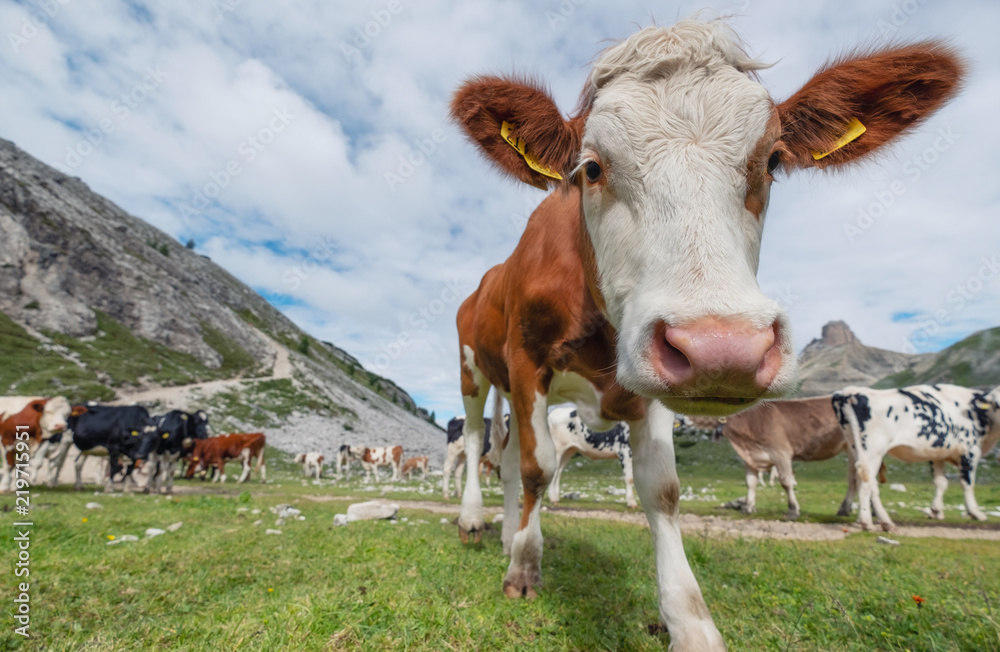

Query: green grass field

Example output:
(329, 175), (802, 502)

(3, 440), (999, 651)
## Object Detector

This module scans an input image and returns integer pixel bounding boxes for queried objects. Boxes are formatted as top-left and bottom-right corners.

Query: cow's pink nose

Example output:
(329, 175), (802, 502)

(653, 318), (783, 396)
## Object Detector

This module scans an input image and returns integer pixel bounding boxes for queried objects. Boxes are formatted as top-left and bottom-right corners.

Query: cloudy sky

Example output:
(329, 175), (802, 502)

(2, 0), (997, 423)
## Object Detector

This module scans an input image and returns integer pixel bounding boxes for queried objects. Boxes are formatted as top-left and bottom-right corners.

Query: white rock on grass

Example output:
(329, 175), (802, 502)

(562, 491), (581, 500)
(251, 509), (261, 515)
(252, 520), (263, 526)
(346, 501), (398, 522)
(145, 528), (165, 538)
(876, 536), (900, 546)
(265, 529), (282, 535)
(333, 514), (349, 526)
(277, 507), (301, 519)
(439, 518), (449, 524)
(236, 507), (249, 513)
(492, 513), (504, 523)
(889, 483), (907, 493)
(85, 502), (103, 510)
(275, 518), (285, 526)
(167, 522), (183, 532)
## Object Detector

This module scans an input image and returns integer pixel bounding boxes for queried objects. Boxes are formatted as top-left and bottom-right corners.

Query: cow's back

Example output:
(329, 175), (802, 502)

(724, 396), (843, 463)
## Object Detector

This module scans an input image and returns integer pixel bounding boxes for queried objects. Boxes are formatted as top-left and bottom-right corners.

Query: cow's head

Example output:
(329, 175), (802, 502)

(452, 20), (963, 416)
(38, 396), (76, 437)
(131, 420), (160, 461)
(976, 387), (1000, 433)
(295, 453), (306, 464)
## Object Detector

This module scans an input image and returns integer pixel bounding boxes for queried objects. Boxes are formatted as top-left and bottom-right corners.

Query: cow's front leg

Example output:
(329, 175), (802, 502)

(457, 391), (489, 544)
(959, 451), (986, 521)
(237, 449), (253, 483)
(929, 460), (948, 519)
(620, 449), (638, 509)
(500, 403), (521, 555)
(503, 387), (555, 599)
(773, 458), (800, 521)
(742, 465), (758, 514)
(631, 401), (725, 652)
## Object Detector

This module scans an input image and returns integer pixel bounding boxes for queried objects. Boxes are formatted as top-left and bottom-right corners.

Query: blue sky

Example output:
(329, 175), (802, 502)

(2, 0), (998, 423)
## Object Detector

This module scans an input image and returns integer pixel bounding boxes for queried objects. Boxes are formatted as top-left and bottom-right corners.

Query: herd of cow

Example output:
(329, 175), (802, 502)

(0, 397), (268, 493)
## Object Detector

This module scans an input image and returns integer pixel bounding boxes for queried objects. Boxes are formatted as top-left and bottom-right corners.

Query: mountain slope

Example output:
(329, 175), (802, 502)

(874, 326), (1000, 389)
(0, 138), (445, 462)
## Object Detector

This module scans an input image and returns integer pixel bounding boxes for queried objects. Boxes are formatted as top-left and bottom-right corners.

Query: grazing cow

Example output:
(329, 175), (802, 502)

(721, 396), (887, 520)
(450, 18), (962, 645)
(833, 385), (1000, 531)
(0, 398), (81, 491)
(185, 433), (267, 483)
(442, 415), (503, 498)
(295, 452), (325, 480)
(68, 405), (160, 492)
(401, 455), (429, 481)
(546, 406), (636, 509)
(144, 410), (210, 494)
(351, 445), (403, 482)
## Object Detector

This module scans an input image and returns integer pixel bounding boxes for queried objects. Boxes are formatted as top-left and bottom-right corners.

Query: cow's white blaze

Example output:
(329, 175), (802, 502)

(578, 24), (797, 414)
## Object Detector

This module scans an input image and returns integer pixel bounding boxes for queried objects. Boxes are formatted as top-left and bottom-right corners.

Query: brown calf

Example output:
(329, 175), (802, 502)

(186, 433), (266, 483)
(401, 455), (429, 481)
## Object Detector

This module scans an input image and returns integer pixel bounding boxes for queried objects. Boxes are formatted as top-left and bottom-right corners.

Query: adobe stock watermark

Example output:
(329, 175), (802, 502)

(282, 235), (338, 291)
(843, 126), (959, 244)
(365, 278), (470, 373)
(340, 0), (409, 62)
(7, 0), (71, 54)
(178, 107), (294, 219)
(11, 424), (33, 638)
(901, 253), (999, 353)
(876, 0), (928, 37)
(546, 0), (588, 30)
(383, 127), (447, 193)
(213, 0), (243, 22)
(59, 66), (168, 172)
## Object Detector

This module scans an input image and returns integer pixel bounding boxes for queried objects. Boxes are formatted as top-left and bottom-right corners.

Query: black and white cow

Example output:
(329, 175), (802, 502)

(442, 415), (503, 499)
(335, 444), (355, 479)
(69, 405), (160, 492)
(832, 384), (1000, 531)
(546, 406), (636, 508)
(145, 410), (210, 494)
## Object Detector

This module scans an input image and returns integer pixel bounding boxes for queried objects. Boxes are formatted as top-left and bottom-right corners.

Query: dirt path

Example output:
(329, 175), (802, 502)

(301, 497), (1000, 542)
(111, 336), (291, 408)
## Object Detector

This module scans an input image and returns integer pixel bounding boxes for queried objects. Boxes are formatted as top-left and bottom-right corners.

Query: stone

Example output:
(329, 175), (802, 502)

(166, 522), (183, 532)
(333, 514), (349, 527)
(265, 529), (283, 535)
(145, 528), (165, 538)
(346, 501), (398, 522)
(85, 502), (103, 510)
(876, 536), (900, 546)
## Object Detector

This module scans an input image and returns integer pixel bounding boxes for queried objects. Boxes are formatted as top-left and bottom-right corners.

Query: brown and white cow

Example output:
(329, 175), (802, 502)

(401, 455), (429, 481)
(295, 452), (325, 480)
(450, 19), (962, 649)
(185, 433), (267, 483)
(351, 445), (403, 483)
(0, 397), (80, 491)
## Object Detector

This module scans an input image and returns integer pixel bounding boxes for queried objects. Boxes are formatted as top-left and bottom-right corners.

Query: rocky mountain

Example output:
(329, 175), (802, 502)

(795, 320), (1000, 396)
(795, 321), (925, 396)
(0, 138), (445, 463)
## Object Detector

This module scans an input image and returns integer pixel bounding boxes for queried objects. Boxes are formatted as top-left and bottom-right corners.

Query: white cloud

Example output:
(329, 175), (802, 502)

(2, 0), (997, 424)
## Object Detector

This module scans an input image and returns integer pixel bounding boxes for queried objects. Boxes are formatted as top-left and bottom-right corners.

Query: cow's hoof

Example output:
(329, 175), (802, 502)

(880, 522), (895, 532)
(626, 502), (639, 510)
(930, 509), (944, 520)
(836, 505), (851, 517)
(502, 569), (540, 599)
(970, 511), (988, 521)
(859, 522), (872, 532)
(740, 504), (756, 515)
(785, 510), (800, 521)
(458, 525), (482, 544)
(142, 488), (150, 494)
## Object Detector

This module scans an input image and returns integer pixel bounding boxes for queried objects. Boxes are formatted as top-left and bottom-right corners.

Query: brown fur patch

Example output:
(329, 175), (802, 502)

(778, 41), (965, 169)
(657, 481), (681, 517)
(687, 590), (712, 621)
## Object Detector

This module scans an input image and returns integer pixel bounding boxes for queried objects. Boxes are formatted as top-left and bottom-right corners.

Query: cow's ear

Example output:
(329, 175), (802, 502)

(72, 405), (88, 417)
(451, 75), (583, 189)
(777, 41), (965, 170)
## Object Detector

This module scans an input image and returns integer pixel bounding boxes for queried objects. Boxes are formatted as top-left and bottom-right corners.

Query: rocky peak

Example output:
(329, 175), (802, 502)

(802, 320), (858, 355)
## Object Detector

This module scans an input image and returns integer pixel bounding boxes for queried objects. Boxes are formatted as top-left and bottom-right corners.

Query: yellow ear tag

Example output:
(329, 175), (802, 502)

(162, 433), (169, 439)
(181, 414), (188, 421)
(501, 121), (563, 180)
(975, 399), (990, 410)
(131, 430), (138, 436)
(811, 118), (866, 160)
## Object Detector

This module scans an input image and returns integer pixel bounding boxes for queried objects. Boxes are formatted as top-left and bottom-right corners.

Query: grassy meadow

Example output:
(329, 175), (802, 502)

(2, 439), (1000, 651)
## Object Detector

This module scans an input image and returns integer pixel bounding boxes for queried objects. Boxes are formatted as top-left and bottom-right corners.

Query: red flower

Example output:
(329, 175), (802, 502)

(912, 595), (925, 608)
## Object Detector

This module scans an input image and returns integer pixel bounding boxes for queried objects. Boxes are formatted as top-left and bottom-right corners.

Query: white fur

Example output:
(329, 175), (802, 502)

(546, 406), (636, 508)
(577, 23), (797, 413)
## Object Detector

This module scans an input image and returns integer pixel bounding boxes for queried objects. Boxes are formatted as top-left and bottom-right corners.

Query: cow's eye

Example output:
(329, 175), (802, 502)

(585, 160), (602, 183)
(767, 151), (781, 174)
